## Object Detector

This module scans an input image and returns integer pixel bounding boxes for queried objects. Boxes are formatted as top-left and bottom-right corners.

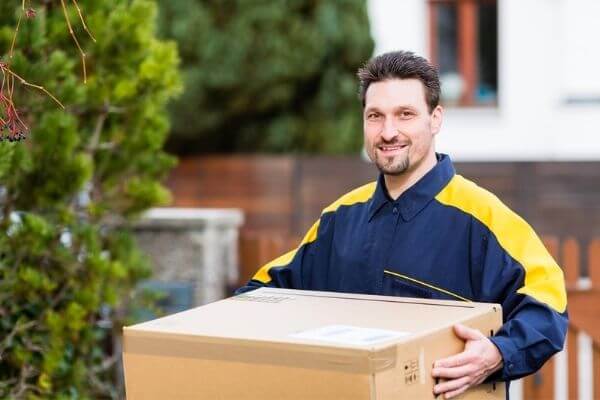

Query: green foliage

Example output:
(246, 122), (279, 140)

(0, 0), (181, 398)
(157, 0), (374, 154)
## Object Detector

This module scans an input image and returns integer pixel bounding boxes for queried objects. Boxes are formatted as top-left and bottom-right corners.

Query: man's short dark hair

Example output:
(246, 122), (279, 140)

(357, 51), (440, 113)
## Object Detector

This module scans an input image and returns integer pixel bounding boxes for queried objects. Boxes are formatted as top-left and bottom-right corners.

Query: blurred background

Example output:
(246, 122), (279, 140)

(0, 0), (598, 399)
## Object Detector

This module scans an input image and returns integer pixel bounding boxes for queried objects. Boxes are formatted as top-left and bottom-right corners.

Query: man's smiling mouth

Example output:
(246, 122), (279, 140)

(378, 143), (408, 153)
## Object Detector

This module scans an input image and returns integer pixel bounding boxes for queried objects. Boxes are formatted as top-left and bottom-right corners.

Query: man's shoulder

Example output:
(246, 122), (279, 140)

(321, 181), (377, 215)
(436, 174), (503, 207)
(435, 174), (523, 225)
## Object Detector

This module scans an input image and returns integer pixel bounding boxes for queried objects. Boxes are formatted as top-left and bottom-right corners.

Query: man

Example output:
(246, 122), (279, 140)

(237, 51), (568, 399)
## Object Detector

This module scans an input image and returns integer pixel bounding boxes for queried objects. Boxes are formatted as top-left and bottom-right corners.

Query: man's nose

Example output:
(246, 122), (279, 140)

(381, 118), (398, 141)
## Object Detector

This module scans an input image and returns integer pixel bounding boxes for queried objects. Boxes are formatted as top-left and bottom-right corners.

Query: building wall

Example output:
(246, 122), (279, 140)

(367, 0), (600, 161)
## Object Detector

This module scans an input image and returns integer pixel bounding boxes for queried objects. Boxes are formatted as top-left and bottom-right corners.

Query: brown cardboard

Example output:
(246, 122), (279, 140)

(123, 288), (506, 399)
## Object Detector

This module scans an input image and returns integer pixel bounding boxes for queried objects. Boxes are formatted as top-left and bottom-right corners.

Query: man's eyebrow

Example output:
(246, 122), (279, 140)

(394, 105), (418, 111)
(364, 105), (418, 113)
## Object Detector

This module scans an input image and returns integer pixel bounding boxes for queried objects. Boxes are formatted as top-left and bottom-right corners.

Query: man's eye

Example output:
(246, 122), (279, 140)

(400, 111), (413, 118)
(367, 113), (380, 120)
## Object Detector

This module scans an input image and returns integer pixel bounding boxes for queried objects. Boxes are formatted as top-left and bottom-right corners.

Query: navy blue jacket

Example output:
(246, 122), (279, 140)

(238, 153), (568, 381)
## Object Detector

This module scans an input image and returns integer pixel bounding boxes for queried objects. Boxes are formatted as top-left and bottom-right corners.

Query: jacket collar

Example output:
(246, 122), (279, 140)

(368, 153), (455, 222)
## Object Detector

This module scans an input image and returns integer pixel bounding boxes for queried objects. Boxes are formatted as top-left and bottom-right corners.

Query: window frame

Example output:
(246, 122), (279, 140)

(428, 0), (497, 107)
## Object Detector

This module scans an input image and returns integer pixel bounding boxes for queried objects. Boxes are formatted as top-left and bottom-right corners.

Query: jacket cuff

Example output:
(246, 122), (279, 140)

(489, 334), (523, 380)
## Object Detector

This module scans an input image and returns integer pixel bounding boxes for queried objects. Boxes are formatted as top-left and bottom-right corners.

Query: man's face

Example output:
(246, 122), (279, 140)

(363, 78), (442, 176)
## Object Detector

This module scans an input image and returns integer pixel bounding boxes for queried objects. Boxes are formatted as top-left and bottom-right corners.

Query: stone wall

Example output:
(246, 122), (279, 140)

(133, 208), (244, 306)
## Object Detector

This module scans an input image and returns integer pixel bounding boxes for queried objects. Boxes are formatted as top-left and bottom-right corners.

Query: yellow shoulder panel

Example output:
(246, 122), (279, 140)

(253, 181), (377, 283)
(253, 221), (320, 283)
(435, 175), (567, 313)
(322, 181), (378, 214)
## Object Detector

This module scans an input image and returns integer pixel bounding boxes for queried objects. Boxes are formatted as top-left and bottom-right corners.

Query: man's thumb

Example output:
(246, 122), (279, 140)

(454, 324), (484, 341)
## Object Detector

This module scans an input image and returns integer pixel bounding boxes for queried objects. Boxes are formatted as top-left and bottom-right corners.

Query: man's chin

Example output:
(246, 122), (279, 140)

(376, 159), (409, 176)
(380, 167), (408, 176)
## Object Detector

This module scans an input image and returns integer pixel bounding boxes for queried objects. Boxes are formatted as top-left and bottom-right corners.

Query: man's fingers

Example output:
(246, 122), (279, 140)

(434, 350), (474, 368)
(432, 363), (477, 379)
(432, 326), (500, 398)
(433, 376), (471, 396)
(444, 383), (470, 399)
(453, 324), (484, 341)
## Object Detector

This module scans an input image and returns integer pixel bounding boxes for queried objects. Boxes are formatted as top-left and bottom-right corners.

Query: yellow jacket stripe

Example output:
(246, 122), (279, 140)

(383, 269), (472, 302)
(253, 181), (377, 283)
(435, 175), (567, 313)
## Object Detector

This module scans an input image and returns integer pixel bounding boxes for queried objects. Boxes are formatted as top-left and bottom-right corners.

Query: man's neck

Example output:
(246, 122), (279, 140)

(384, 153), (438, 200)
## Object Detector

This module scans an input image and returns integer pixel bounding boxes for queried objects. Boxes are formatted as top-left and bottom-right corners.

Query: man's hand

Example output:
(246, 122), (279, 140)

(431, 324), (503, 399)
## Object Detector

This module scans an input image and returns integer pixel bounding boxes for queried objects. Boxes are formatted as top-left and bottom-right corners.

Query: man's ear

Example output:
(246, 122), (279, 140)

(430, 105), (443, 136)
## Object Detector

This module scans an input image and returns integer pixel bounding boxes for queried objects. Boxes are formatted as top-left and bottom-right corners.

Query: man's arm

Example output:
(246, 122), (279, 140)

(480, 228), (568, 381)
(432, 210), (568, 397)
(236, 181), (377, 295)
(235, 213), (333, 294)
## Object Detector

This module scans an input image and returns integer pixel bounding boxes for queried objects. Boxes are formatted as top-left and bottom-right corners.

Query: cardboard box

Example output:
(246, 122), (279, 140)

(123, 288), (505, 399)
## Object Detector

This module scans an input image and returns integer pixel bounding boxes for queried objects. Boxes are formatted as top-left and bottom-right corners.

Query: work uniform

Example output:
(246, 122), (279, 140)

(237, 153), (568, 381)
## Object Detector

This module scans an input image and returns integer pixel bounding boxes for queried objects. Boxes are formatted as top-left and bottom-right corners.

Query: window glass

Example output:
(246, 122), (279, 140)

(430, 0), (498, 106)
(477, 2), (498, 104)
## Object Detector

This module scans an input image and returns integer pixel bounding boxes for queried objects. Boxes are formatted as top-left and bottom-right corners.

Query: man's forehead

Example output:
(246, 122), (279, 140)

(364, 78), (428, 109)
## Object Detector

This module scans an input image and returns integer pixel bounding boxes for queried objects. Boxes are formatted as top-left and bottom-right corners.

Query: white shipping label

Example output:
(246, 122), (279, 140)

(290, 325), (410, 346)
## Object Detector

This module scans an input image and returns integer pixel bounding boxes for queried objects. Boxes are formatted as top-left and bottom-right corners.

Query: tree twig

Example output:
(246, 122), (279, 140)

(0, 320), (37, 361)
(87, 104), (108, 152)
(10, 364), (39, 399)
(71, 0), (96, 42)
(60, 0), (88, 83)
(9, 8), (24, 58)
(2, 66), (64, 109)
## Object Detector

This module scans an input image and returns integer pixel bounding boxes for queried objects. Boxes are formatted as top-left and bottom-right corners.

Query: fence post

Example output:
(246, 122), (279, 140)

(589, 238), (600, 288)
(562, 237), (580, 289)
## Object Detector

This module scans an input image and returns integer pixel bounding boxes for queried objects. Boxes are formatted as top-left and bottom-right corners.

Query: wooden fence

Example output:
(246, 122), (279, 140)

(518, 237), (600, 400)
(168, 156), (600, 241)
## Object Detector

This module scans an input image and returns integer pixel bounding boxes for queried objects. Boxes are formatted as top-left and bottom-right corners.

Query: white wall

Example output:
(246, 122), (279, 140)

(367, 0), (600, 161)
(367, 0), (427, 56)
(561, 0), (600, 97)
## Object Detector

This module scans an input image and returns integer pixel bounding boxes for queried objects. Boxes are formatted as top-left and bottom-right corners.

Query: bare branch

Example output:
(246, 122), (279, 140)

(10, 364), (39, 399)
(90, 353), (119, 374)
(72, 0), (96, 42)
(2, 67), (65, 109)
(2, 0), (94, 139)
(0, 320), (37, 361)
(60, 0), (88, 83)
(9, 12), (24, 58)
(87, 105), (108, 152)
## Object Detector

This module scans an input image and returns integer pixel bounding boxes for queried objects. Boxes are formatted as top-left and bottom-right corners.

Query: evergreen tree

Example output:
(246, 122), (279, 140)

(157, 0), (374, 154)
(0, 0), (181, 397)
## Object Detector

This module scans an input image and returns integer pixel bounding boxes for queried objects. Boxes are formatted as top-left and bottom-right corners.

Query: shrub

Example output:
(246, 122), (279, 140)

(0, 1), (181, 397)
(158, 0), (374, 154)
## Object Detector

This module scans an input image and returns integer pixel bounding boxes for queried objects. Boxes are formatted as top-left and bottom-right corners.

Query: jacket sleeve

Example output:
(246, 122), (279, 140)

(475, 216), (568, 381)
(235, 213), (334, 294)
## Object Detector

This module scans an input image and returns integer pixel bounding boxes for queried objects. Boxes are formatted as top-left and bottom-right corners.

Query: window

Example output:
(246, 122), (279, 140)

(429, 0), (498, 106)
